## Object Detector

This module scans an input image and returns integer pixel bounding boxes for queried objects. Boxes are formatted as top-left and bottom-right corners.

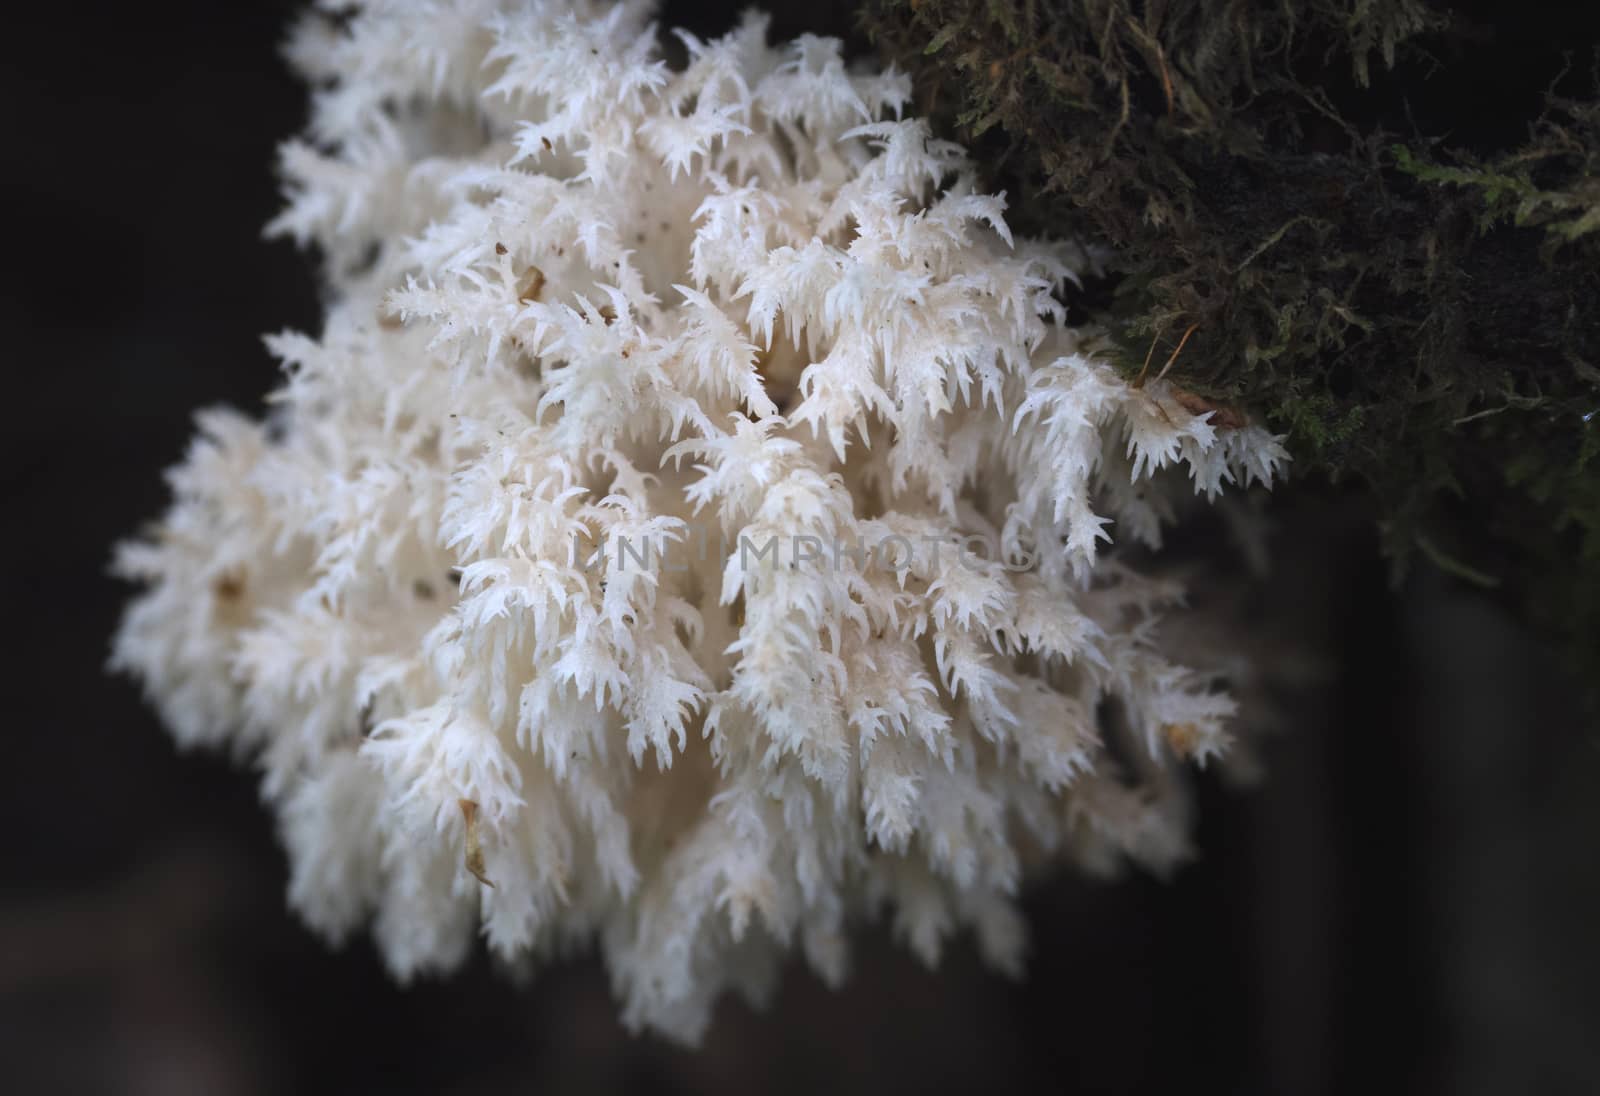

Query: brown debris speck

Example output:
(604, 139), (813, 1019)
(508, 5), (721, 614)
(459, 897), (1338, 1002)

(458, 799), (494, 888)
(1162, 722), (1201, 757)
(517, 266), (545, 304)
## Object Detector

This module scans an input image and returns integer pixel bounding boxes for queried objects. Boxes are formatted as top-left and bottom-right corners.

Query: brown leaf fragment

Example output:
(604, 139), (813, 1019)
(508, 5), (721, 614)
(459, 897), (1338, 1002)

(1170, 388), (1249, 429)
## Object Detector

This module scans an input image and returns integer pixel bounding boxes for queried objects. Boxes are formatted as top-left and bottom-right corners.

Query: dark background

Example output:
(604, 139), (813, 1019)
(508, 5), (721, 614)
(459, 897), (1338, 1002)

(5, 2), (1598, 1093)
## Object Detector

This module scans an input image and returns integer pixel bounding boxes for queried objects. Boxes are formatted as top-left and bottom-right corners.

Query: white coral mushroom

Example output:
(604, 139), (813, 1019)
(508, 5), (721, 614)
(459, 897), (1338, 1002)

(112, 0), (1289, 1042)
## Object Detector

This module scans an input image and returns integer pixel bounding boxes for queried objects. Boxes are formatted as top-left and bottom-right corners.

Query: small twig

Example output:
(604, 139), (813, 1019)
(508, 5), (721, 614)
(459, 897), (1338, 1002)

(1155, 322), (1200, 382)
(1133, 323), (1167, 388)
(1103, 78), (1132, 158)
(1416, 535), (1501, 589)
(1155, 44), (1174, 115)
(1123, 15), (1175, 115)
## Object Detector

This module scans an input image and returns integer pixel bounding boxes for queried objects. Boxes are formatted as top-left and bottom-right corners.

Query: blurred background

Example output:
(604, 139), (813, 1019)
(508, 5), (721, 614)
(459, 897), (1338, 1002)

(6, 1), (1598, 1092)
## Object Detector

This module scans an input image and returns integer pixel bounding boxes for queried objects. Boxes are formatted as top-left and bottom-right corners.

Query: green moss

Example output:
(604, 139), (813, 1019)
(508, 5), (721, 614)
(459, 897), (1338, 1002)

(860, 0), (1600, 681)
